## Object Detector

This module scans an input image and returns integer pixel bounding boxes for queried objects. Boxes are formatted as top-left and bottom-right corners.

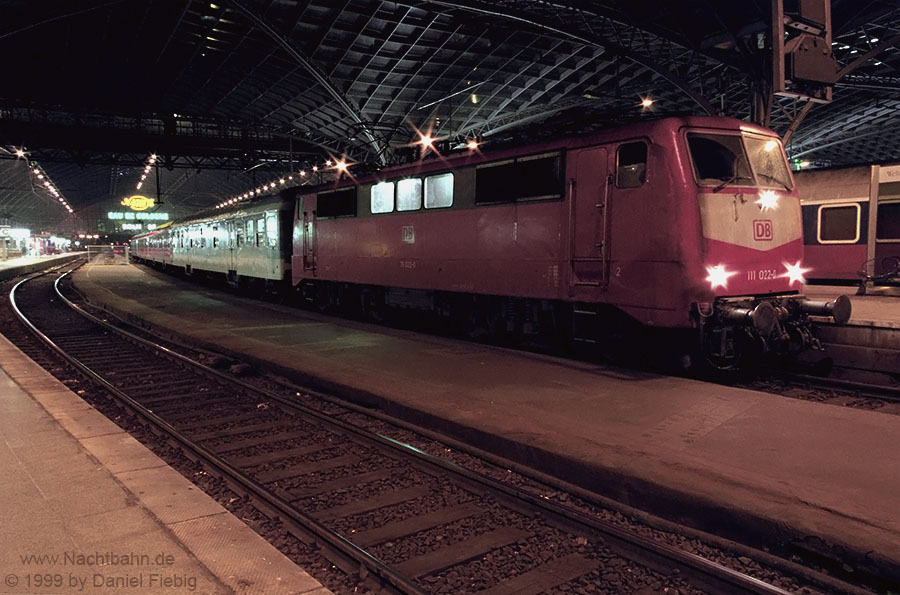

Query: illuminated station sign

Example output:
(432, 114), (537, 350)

(107, 211), (169, 220)
(105, 195), (169, 234)
(121, 195), (156, 211)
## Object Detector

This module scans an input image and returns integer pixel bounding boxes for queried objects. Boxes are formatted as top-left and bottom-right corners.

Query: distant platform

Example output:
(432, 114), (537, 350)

(0, 253), (82, 279)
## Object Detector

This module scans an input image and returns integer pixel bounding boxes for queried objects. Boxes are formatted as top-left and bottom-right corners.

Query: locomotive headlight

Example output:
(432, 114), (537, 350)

(783, 260), (811, 285)
(756, 190), (779, 211)
(706, 264), (736, 290)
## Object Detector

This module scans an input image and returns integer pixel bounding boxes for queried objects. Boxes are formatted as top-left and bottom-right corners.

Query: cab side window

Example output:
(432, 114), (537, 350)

(616, 142), (647, 188)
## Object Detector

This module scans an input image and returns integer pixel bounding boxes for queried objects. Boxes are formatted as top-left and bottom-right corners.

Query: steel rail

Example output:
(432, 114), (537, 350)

(10, 270), (425, 595)
(771, 369), (900, 403)
(10, 268), (865, 594)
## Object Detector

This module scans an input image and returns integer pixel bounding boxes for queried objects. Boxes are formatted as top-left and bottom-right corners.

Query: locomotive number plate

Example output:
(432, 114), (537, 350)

(747, 269), (778, 281)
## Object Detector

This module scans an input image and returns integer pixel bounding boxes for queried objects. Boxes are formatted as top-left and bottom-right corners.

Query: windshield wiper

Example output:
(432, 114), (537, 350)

(713, 174), (738, 193)
(757, 173), (791, 191)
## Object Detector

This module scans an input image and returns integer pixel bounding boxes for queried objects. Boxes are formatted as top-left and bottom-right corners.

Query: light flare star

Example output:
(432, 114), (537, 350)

(783, 261), (811, 285)
(756, 190), (779, 211)
(706, 265), (736, 290)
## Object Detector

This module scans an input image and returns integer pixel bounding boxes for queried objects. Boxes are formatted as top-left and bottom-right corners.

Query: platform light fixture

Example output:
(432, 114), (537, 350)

(640, 96), (654, 108)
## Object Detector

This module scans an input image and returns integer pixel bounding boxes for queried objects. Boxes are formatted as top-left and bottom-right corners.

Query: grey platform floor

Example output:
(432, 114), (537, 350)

(0, 324), (329, 594)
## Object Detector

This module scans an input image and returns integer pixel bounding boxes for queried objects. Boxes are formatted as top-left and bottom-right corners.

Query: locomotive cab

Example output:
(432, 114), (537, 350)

(682, 122), (850, 369)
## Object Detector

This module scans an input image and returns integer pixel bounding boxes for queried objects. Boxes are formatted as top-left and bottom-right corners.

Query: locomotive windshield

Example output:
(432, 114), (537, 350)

(687, 132), (793, 191)
(743, 135), (793, 190)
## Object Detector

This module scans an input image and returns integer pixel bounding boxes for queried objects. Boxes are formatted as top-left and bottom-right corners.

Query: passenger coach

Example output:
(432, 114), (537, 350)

(795, 163), (900, 285)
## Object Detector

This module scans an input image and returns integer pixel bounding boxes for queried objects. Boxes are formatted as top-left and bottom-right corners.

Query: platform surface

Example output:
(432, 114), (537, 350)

(0, 329), (330, 594)
(0, 254), (82, 279)
(72, 263), (900, 579)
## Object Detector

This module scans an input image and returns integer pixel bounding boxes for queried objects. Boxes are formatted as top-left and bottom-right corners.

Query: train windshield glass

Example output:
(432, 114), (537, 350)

(687, 133), (754, 190)
(743, 135), (793, 190)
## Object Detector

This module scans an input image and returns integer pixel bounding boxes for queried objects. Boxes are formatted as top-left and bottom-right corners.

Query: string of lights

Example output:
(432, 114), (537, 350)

(10, 147), (74, 214)
(211, 127), (488, 211)
(214, 158), (349, 209)
(29, 161), (74, 214)
(136, 153), (157, 190)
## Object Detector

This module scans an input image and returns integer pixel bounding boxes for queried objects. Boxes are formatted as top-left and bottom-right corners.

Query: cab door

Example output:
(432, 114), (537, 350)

(301, 195), (317, 274)
(570, 146), (610, 291)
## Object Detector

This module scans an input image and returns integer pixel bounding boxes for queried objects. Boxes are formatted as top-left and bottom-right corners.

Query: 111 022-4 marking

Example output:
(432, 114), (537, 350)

(747, 269), (778, 281)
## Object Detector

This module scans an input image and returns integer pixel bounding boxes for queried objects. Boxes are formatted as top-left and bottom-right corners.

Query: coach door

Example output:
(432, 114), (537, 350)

(225, 221), (236, 273)
(570, 146), (610, 291)
(300, 195), (317, 273)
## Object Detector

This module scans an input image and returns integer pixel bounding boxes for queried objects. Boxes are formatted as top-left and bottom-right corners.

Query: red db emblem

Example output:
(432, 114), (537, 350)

(753, 220), (773, 241)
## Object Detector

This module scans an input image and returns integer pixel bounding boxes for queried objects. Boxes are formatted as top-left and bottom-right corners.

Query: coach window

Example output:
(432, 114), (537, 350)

(877, 202), (900, 240)
(266, 214), (278, 248)
(212, 225), (219, 248)
(235, 223), (244, 247)
(371, 181), (394, 214)
(256, 217), (265, 246)
(425, 173), (453, 208)
(247, 219), (254, 241)
(397, 178), (423, 211)
(818, 204), (860, 243)
(616, 142), (647, 188)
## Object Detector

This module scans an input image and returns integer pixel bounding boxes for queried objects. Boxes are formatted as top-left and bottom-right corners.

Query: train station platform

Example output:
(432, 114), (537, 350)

(0, 332), (330, 593)
(70, 264), (900, 584)
(0, 253), (82, 281)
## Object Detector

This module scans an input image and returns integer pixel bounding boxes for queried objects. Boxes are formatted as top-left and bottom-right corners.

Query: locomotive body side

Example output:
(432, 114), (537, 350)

(294, 167), (568, 300)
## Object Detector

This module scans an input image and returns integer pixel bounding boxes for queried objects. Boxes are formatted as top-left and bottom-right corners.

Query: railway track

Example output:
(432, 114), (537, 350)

(4, 267), (878, 595)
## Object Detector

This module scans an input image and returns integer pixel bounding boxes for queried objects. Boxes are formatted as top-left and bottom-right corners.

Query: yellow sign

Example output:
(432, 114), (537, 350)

(121, 195), (155, 211)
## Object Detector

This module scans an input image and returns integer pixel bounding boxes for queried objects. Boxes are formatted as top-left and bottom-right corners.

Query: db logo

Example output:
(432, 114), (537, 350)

(753, 220), (773, 241)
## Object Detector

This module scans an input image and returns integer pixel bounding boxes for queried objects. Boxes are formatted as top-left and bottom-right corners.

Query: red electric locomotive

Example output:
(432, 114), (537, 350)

(132, 115), (850, 370)
(291, 115), (850, 369)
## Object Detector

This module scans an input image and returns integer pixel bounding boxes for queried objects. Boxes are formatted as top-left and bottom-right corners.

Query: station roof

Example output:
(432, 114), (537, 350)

(0, 0), (898, 231)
